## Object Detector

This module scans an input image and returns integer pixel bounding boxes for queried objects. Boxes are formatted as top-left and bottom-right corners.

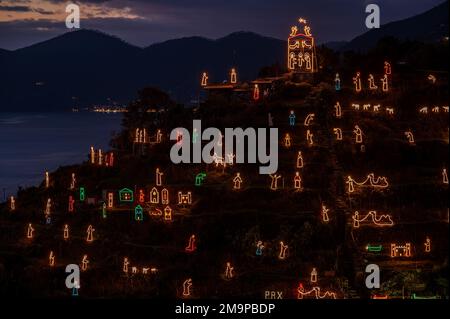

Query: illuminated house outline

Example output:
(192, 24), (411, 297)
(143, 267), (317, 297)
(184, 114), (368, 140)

(119, 188), (134, 202)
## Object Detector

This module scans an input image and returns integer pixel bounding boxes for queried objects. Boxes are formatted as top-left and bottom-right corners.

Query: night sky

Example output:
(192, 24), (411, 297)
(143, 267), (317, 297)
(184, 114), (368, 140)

(0, 0), (445, 50)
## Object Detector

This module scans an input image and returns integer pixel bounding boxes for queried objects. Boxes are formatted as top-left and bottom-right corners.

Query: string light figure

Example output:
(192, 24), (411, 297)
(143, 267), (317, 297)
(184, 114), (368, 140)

(353, 125), (363, 144)
(233, 173), (243, 190)
(123, 257), (129, 274)
(284, 133), (292, 148)
(138, 189), (145, 203)
(224, 262), (234, 280)
(256, 241), (265, 256)
(81, 255), (89, 271)
(405, 131), (415, 144)
(297, 283), (336, 299)
(230, 68), (237, 84)
(185, 235), (196, 253)
(353, 72), (362, 92)
(310, 268), (318, 283)
(306, 130), (314, 146)
(368, 74), (378, 90)
(294, 172), (302, 190)
(195, 173), (206, 186)
(98, 149), (103, 166)
(164, 206), (172, 221)
(419, 107), (428, 114)
(156, 129), (163, 143)
(10, 196), (15, 211)
(132, 267), (138, 274)
(90, 146), (95, 164)
(49, 251), (55, 267)
(373, 104), (381, 112)
(346, 174), (389, 193)
(79, 187), (85, 201)
(150, 187), (160, 204)
(278, 241), (288, 260)
(86, 225), (95, 242)
(64, 224), (69, 240)
(107, 192), (114, 208)
(321, 204), (330, 222)
(68, 195), (74, 213)
(352, 103), (360, 111)
(287, 18), (317, 73)
(27, 223), (34, 239)
(424, 237), (431, 253)
(304, 113), (315, 126)
(45, 198), (52, 216)
(135, 205), (144, 221)
(178, 192), (192, 205)
(363, 103), (371, 110)
(45, 171), (50, 188)
(182, 279), (192, 297)
(270, 174), (282, 190)
(333, 128), (342, 141)
(386, 107), (394, 115)
(334, 102), (342, 118)
(334, 73), (341, 91)
(384, 61), (391, 75)
(289, 110), (296, 126)
(296, 151), (304, 168)
(156, 168), (163, 186)
(390, 243), (411, 257)
(432, 106), (439, 113)
(352, 211), (394, 228)
(427, 74), (436, 84)
(381, 74), (389, 92)
(70, 173), (76, 190)
(161, 188), (169, 205)
(102, 202), (107, 219)
(253, 84), (260, 101)
(443, 168), (448, 184)
(201, 72), (208, 86)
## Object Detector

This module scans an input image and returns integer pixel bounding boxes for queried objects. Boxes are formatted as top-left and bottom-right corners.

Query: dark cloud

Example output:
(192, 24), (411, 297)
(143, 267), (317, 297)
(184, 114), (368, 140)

(0, 5), (32, 12)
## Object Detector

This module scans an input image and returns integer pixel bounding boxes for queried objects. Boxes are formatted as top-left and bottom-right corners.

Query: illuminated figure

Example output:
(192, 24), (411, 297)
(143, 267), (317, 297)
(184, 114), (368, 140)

(185, 235), (196, 252)
(156, 129), (163, 143)
(226, 153), (235, 165)
(195, 173), (207, 186)
(201, 72), (208, 86)
(182, 279), (192, 297)
(373, 104), (381, 112)
(386, 107), (394, 115)
(27, 223), (34, 239)
(432, 106), (439, 113)
(304, 113), (314, 126)
(284, 133), (292, 148)
(353, 72), (362, 92)
(68, 195), (74, 213)
(381, 74), (389, 92)
(333, 128), (342, 141)
(224, 262), (234, 280)
(135, 205), (144, 221)
(230, 68), (237, 84)
(306, 130), (314, 146)
(321, 204), (330, 222)
(384, 61), (391, 75)
(294, 172), (302, 190)
(45, 198), (52, 215)
(79, 187), (85, 201)
(139, 189), (145, 203)
(10, 196), (15, 211)
(368, 74), (378, 90)
(427, 74), (436, 84)
(353, 125), (363, 144)
(424, 237), (431, 253)
(164, 206), (172, 221)
(102, 202), (107, 219)
(132, 267), (138, 274)
(352, 211), (394, 228)
(70, 173), (76, 189)
(178, 192), (192, 205)
(443, 168), (448, 184)
(334, 73), (341, 91)
(405, 131), (415, 144)
(86, 225), (95, 242)
(81, 255), (89, 271)
(233, 173), (243, 190)
(296, 151), (304, 168)
(352, 103), (360, 111)
(150, 187), (160, 204)
(270, 174), (282, 190)
(45, 171), (50, 188)
(256, 241), (265, 256)
(123, 257), (129, 273)
(334, 102), (342, 118)
(310, 268), (318, 283)
(161, 188), (169, 205)
(156, 168), (163, 186)
(287, 18), (317, 72)
(419, 107), (428, 114)
(90, 146), (95, 164)
(107, 192), (114, 208)
(289, 110), (296, 126)
(390, 243), (411, 257)
(346, 174), (389, 193)
(49, 251), (55, 267)
(253, 84), (260, 101)
(98, 149), (103, 166)
(64, 224), (69, 240)
(297, 283), (336, 299)
(279, 241), (288, 260)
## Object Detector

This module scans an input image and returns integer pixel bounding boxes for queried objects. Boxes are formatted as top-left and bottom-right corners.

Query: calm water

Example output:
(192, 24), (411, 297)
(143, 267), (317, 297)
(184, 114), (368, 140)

(0, 112), (122, 200)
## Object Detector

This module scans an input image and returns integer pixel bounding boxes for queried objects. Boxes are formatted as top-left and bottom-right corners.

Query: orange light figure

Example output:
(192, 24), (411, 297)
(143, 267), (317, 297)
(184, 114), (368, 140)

(107, 192), (114, 208)
(164, 206), (172, 221)
(384, 61), (391, 75)
(284, 133), (292, 148)
(296, 151), (304, 168)
(86, 225), (95, 242)
(297, 283), (336, 299)
(233, 173), (243, 190)
(156, 129), (163, 143)
(306, 130), (313, 146)
(81, 255), (89, 271)
(10, 196), (15, 211)
(333, 128), (342, 141)
(156, 168), (163, 186)
(70, 173), (76, 190)
(310, 268), (318, 283)
(390, 243), (411, 257)
(443, 168), (448, 184)
(334, 102), (342, 118)
(363, 104), (371, 111)
(183, 279), (193, 297)
(98, 149), (103, 166)
(201, 72), (208, 86)
(225, 262), (234, 280)
(64, 224), (69, 240)
(381, 74), (389, 92)
(352, 103), (360, 111)
(270, 174), (282, 190)
(321, 204), (330, 222)
(27, 223), (34, 239)
(294, 172), (302, 190)
(90, 146), (95, 164)
(353, 125), (363, 144)
(353, 72), (362, 92)
(45, 171), (50, 188)
(185, 235), (196, 253)
(45, 198), (52, 216)
(428, 74), (436, 84)
(150, 187), (160, 204)
(419, 106), (428, 114)
(368, 74), (378, 90)
(346, 174), (389, 193)
(138, 189), (145, 203)
(161, 188), (169, 205)
(287, 18), (317, 73)
(279, 241), (288, 260)
(405, 131), (415, 144)
(230, 68), (237, 84)
(424, 237), (431, 253)
(373, 104), (381, 112)
(352, 211), (394, 228)
(68, 195), (74, 213)
(178, 192), (192, 205)
(386, 107), (394, 115)
(49, 251), (55, 267)
(304, 113), (315, 126)
(253, 84), (260, 101)
(123, 257), (129, 273)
